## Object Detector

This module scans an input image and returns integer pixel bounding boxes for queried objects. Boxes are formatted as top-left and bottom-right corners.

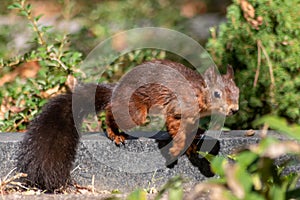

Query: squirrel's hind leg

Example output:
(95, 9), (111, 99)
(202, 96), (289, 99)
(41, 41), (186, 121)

(166, 114), (186, 157)
(105, 105), (128, 145)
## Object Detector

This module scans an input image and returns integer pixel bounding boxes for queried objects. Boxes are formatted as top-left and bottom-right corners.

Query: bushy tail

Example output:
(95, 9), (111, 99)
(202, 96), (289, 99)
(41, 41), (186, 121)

(16, 83), (113, 192)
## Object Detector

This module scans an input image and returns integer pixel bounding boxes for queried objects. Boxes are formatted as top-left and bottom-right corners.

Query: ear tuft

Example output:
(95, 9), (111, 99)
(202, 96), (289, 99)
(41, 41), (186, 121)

(204, 66), (217, 83)
(225, 64), (234, 79)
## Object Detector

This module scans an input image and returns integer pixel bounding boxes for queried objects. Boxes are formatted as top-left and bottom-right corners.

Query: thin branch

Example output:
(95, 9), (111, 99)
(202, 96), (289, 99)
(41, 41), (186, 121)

(257, 40), (276, 104)
(254, 40), (262, 87)
(257, 40), (275, 88)
(49, 53), (68, 71)
(2, 168), (17, 182)
(0, 173), (27, 188)
(26, 11), (46, 46)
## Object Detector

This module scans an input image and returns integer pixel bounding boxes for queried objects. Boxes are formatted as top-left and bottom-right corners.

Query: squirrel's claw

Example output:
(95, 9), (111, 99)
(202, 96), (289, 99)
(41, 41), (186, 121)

(109, 134), (127, 146)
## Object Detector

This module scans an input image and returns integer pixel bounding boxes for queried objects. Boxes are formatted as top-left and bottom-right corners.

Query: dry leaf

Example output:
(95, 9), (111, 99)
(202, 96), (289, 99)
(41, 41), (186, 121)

(0, 61), (40, 87)
(225, 163), (245, 199)
(262, 141), (300, 158)
(238, 0), (263, 30)
(187, 183), (229, 200)
(112, 31), (127, 51)
(65, 74), (78, 92)
(180, 1), (206, 18)
(40, 85), (60, 98)
(245, 129), (255, 137)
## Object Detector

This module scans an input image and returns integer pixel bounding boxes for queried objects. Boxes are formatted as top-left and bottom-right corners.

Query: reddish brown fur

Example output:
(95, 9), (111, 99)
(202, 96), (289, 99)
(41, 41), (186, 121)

(105, 60), (239, 156)
(17, 60), (239, 191)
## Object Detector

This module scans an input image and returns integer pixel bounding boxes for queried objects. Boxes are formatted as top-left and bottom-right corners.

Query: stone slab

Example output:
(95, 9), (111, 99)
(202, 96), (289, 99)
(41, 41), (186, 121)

(0, 131), (297, 192)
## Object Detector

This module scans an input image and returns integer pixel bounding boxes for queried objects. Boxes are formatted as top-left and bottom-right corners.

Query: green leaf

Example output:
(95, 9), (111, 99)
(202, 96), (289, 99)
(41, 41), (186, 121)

(197, 151), (216, 162)
(111, 189), (121, 194)
(19, 10), (28, 17)
(34, 14), (43, 22)
(7, 3), (22, 9)
(26, 4), (32, 11)
(269, 185), (285, 200)
(235, 151), (258, 168)
(126, 189), (147, 200)
(253, 115), (300, 140)
(285, 173), (300, 191)
(155, 176), (184, 200)
(210, 156), (227, 176)
(168, 186), (183, 200)
(38, 99), (47, 107)
(244, 193), (265, 200)
(235, 165), (253, 194)
(41, 26), (53, 32)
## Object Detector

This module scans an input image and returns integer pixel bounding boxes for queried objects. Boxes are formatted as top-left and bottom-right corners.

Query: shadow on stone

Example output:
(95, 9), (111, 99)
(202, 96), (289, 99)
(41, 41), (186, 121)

(187, 135), (220, 177)
(156, 130), (220, 176)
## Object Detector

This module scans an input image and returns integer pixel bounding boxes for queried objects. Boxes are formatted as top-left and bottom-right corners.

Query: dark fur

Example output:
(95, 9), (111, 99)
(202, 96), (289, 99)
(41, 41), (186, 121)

(17, 84), (113, 191)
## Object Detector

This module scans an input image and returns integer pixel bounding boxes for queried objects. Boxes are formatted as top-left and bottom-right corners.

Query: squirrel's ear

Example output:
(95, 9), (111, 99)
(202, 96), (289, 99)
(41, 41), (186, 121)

(225, 64), (234, 79)
(204, 66), (218, 83)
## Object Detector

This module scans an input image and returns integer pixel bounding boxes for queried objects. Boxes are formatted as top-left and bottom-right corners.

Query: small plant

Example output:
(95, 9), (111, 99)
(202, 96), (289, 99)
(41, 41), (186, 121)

(154, 176), (184, 200)
(124, 176), (184, 200)
(0, 0), (82, 132)
(0, 0), (168, 132)
(187, 116), (300, 200)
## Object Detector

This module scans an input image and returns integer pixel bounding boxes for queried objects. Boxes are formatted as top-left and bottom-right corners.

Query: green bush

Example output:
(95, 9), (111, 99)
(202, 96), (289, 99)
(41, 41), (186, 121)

(186, 116), (300, 200)
(0, 1), (83, 131)
(206, 0), (300, 129)
(0, 0), (170, 132)
(67, 0), (185, 56)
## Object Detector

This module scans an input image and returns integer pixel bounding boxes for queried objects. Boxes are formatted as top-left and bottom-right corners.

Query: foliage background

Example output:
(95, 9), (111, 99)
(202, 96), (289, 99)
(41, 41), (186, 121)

(0, 0), (299, 132)
(1, 1), (300, 199)
(206, 0), (300, 129)
(0, 0), (230, 132)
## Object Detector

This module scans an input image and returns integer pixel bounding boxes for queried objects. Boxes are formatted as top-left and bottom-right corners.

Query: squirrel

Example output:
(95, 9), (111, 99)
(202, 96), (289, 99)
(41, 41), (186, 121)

(16, 60), (239, 192)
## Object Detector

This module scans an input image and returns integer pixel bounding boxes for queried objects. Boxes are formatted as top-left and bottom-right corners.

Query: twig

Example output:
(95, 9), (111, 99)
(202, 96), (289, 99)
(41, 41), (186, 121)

(9, 181), (30, 190)
(2, 168), (17, 182)
(13, 119), (25, 130)
(0, 173), (27, 188)
(254, 40), (262, 87)
(20, 0), (46, 46)
(71, 165), (81, 174)
(257, 40), (276, 103)
(18, 0), (69, 71)
(49, 53), (68, 71)
(27, 15), (46, 46)
(258, 41), (275, 87)
(261, 123), (269, 138)
(91, 175), (95, 194)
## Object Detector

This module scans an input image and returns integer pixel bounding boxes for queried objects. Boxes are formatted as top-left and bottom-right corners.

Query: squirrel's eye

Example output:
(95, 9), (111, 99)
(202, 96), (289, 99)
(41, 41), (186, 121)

(214, 91), (221, 98)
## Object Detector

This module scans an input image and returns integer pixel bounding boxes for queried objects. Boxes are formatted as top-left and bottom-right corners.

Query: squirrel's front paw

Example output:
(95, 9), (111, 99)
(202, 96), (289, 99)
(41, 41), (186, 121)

(169, 146), (181, 157)
(114, 134), (127, 145)
(107, 132), (128, 145)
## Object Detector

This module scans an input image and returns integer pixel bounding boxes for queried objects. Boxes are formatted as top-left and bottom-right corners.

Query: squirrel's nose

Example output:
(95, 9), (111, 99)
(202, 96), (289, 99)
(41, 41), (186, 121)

(227, 105), (239, 115)
(230, 109), (238, 115)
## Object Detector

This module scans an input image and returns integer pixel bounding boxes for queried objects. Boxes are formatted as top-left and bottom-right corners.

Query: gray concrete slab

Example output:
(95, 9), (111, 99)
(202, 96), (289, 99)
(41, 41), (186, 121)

(0, 130), (297, 193)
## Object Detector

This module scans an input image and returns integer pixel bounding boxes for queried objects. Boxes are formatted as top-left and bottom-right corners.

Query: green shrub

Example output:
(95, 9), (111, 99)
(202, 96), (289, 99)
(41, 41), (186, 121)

(0, 0), (168, 132)
(206, 0), (300, 129)
(0, 1), (82, 131)
(187, 116), (300, 200)
(69, 0), (185, 56)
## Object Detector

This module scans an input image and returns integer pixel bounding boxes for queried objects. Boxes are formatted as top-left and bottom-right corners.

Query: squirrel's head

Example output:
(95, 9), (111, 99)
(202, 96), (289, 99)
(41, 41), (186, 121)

(203, 65), (239, 116)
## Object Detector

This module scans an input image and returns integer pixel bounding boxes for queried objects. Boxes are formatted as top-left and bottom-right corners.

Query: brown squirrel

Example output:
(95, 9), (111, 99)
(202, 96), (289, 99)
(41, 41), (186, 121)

(17, 60), (239, 191)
